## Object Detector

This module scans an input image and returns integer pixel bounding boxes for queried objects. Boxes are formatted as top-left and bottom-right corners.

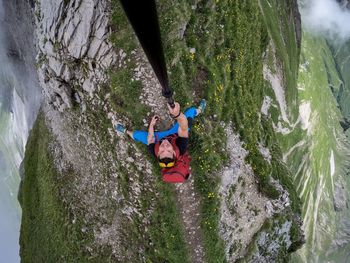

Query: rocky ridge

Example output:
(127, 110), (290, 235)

(33, 0), (207, 261)
(218, 125), (299, 262)
(337, 0), (350, 9)
(30, 0), (304, 261)
(34, 0), (159, 260)
(129, 46), (206, 263)
(35, 0), (117, 112)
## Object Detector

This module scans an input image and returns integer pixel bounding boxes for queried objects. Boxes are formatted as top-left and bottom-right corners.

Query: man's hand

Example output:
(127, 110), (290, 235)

(150, 115), (159, 127)
(167, 102), (180, 117)
(147, 115), (158, 145)
(167, 101), (188, 138)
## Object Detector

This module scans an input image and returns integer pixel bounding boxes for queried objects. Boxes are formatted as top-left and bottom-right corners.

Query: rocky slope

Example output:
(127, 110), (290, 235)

(19, 0), (304, 262)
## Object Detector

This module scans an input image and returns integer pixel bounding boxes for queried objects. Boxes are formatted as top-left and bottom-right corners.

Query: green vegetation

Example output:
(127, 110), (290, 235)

(329, 40), (350, 137)
(239, 214), (299, 263)
(109, 68), (149, 127)
(259, 0), (301, 119)
(21, 0), (303, 261)
(289, 33), (349, 261)
(145, 180), (190, 263)
(108, 0), (303, 261)
(19, 113), (112, 263)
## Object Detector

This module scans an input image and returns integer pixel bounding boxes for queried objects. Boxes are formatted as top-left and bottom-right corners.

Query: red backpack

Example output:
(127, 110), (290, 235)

(154, 135), (191, 183)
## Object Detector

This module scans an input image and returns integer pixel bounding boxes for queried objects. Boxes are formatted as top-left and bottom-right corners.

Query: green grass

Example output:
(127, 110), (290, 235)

(330, 41), (350, 120)
(289, 32), (349, 261)
(259, 0), (301, 119)
(145, 181), (190, 263)
(19, 112), (112, 263)
(85, 91), (190, 262)
(108, 0), (303, 261)
(107, 0), (304, 261)
(20, 0), (304, 262)
(239, 214), (302, 263)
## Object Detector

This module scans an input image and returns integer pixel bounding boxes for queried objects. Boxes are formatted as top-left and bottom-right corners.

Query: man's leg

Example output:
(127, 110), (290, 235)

(124, 127), (178, 145)
(184, 106), (198, 119)
(130, 130), (148, 145)
(152, 106), (199, 140)
(115, 124), (148, 144)
(128, 129), (174, 145)
(117, 100), (206, 144)
(183, 106), (198, 129)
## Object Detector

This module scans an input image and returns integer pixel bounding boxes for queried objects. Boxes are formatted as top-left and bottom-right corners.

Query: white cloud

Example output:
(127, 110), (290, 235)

(302, 0), (350, 42)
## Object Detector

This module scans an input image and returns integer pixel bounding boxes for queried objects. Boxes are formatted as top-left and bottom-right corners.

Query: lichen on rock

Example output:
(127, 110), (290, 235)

(35, 0), (117, 112)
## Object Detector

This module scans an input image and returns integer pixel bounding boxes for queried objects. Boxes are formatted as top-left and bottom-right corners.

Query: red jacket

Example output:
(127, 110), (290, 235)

(154, 135), (190, 183)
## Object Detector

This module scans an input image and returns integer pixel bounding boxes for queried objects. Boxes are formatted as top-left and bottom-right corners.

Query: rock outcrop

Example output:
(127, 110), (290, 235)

(31, 0), (158, 260)
(35, 0), (117, 112)
(218, 126), (303, 262)
(20, 0), (305, 262)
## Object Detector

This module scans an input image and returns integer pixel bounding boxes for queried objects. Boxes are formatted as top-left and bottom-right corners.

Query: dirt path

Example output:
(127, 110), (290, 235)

(175, 177), (205, 263)
(134, 50), (206, 262)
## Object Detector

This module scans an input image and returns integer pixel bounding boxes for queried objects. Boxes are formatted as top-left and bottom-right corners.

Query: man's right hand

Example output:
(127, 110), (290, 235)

(167, 102), (180, 117)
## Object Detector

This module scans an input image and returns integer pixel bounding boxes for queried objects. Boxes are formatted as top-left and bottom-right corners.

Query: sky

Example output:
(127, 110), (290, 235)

(302, 0), (350, 43)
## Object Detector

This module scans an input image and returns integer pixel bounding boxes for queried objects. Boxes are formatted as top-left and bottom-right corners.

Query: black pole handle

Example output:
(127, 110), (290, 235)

(120, 0), (175, 104)
(167, 97), (175, 108)
(162, 88), (175, 108)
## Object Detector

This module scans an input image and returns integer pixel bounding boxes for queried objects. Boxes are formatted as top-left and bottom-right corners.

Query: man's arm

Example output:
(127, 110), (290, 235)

(168, 102), (188, 138)
(147, 115), (158, 145)
(175, 113), (188, 138)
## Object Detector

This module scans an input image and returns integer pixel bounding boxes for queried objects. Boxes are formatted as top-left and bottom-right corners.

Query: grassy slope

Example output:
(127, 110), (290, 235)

(259, 0), (300, 119)
(109, 0), (302, 261)
(330, 40), (350, 137)
(20, 109), (191, 263)
(86, 104), (191, 262)
(260, 1), (350, 262)
(20, 0), (303, 262)
(19, 112), (113, 263)
(289, 32), (350, 263)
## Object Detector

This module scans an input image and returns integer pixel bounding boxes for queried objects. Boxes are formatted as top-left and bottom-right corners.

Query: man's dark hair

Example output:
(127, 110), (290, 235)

(158, 157), (175, 165)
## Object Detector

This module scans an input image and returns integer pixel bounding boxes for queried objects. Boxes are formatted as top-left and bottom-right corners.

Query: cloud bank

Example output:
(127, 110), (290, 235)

(302, 0), (350, 42)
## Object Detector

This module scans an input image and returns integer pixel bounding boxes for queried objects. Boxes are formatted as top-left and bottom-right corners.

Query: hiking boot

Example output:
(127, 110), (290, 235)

(197, 99), (206, 115)
(115, 124), (126, 134)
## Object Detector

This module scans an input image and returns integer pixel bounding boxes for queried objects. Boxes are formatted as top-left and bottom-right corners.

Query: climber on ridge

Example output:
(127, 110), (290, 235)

(115, 99), (206, 183)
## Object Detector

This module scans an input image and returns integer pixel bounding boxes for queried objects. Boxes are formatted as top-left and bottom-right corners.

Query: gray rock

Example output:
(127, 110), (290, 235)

(333, 181), (348, 211)
(126, 157), (135, 163)
(35, 0), (117, 109)
(61, 65), (72, 82)
(67, 0), (95, 58)
(74, 92), (81, 103)
(48, 56), (64, 76)
(82, 77), (95, 94)
(87, 37), (102, 59)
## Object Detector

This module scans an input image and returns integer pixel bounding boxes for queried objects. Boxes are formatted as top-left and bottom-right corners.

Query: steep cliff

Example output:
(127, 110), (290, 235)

(19, 0), (304, 262)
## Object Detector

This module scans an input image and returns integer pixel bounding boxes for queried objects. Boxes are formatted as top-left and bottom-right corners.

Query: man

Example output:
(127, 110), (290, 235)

(115, 99), (206, 182)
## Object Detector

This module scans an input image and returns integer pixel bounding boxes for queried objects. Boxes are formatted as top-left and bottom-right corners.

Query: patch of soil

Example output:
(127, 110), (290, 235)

(135, 48), (207, 262)
(192, 66), (208, 100)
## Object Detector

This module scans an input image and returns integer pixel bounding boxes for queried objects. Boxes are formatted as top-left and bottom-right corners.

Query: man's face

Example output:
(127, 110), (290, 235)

(158, 139), (175, 159)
